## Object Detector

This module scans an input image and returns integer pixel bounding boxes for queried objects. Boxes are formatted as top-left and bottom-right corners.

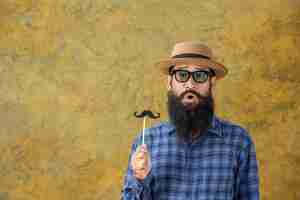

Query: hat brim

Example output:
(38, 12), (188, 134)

(156, 58), (228, 79)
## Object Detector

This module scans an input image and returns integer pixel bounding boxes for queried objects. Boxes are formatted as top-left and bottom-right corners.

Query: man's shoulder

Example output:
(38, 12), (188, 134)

(145, 121), (175, 137)
(215, 116), (254, 147)
(131, 121), (173, 145)
(217, 117), (247, 132)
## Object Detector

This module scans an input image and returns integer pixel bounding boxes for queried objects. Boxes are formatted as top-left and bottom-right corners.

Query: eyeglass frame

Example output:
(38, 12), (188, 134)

(168, 66), (216, 84)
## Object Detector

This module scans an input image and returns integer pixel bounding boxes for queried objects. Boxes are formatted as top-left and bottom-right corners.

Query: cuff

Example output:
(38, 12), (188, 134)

(125, 171), (153, 196)
(136, 171), (153, 187)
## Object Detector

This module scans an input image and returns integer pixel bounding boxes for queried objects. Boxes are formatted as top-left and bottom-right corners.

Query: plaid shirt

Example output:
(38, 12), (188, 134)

(122, 116), (259, 200)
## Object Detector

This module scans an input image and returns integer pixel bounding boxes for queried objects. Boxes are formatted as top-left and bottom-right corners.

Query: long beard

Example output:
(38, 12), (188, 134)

(167, 89), (214, 141)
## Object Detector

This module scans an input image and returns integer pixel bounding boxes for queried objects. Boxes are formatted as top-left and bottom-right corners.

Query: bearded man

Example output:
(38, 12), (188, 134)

(121, 41), (260, 200)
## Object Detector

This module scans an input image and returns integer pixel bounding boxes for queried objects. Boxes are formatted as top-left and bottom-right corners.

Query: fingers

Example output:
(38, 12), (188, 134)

(131, 145), (151, 180)
(133, 165), (150, 180)
(136, 144), (148, 153)
(134, 169), (149, 180)
(132, 147), (149, 169)
(134, 145), (148, 161)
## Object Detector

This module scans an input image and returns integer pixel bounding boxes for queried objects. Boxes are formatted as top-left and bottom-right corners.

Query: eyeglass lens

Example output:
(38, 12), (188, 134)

(173, 70), (210, 83)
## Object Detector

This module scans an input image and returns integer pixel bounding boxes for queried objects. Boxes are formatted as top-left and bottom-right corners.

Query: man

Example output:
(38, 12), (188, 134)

(121, 41), (260, 200)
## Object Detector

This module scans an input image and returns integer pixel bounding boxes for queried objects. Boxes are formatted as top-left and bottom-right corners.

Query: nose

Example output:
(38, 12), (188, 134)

(183, 77), (196, 89)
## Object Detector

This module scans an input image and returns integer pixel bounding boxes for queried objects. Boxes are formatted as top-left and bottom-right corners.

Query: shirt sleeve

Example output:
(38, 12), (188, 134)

(121, 136), (153, 200)
(235, 136), (260, 200)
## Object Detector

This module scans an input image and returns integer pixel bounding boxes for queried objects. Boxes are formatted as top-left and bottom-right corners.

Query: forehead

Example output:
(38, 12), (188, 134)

(173, 64), (211, 71)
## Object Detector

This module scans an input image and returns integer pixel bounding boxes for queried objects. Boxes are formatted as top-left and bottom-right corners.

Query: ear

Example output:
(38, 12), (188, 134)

(167, 75), (172, 90)
(210, 76), (217, 96)
(211, 76), (217, 88)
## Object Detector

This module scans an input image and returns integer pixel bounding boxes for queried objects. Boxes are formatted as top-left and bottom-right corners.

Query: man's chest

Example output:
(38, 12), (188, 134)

(149, 138), (237, 199)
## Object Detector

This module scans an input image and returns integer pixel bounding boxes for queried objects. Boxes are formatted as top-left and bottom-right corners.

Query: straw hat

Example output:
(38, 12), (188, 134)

(156, 41), (228, 79)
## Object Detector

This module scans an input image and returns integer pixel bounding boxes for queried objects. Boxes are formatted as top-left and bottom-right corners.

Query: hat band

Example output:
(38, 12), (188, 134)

(172, 53), (210, 59)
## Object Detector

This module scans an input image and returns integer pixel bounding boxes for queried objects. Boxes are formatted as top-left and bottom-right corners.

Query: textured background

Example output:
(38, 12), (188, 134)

(0, 0), (300, 199)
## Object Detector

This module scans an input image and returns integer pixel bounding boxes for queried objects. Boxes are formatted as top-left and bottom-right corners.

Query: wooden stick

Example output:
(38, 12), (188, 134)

(142, 116), (146, 145)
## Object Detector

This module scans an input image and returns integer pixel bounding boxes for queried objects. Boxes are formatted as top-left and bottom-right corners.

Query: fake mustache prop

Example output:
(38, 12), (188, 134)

(134, 110), (160, 144)
(134, 110), (160, 119)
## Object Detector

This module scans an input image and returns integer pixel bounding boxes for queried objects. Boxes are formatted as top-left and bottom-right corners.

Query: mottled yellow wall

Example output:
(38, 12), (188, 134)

(0, 0), (299, 199)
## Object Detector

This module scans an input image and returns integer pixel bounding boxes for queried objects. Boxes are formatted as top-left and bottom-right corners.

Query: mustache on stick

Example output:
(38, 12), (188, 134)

(134, 110), (160, 119)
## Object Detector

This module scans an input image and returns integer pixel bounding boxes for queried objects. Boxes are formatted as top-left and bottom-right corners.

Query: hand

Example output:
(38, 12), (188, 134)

(131, 144), (151, 180)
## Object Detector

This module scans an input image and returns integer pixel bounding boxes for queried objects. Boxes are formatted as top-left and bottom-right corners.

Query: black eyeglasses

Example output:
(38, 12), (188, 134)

(169, 69), (215, 83)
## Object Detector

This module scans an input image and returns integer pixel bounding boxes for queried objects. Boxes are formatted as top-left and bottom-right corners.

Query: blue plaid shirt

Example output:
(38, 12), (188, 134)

(122, 116), (259, 200)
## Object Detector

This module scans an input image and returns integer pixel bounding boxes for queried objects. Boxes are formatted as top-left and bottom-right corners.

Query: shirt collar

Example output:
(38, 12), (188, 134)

(166, 115), (223, 137)
(208, 115), (223, 137)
